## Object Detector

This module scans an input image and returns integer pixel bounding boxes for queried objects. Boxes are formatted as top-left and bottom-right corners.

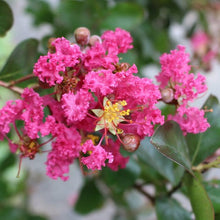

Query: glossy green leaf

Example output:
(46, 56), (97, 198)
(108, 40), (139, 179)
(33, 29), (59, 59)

(156, 197), (191, 220)
(186, 95), (220, 165)
(101, 2), (144, 31)
(74, 179), (105, 214)
(204, 180), (220, 213)
(0, 38), (39, 81)
(184, 172), (214, 220)
(137, 137), (184, 185)
(0, 1), (13, 36)
(151, 121), (192, 173)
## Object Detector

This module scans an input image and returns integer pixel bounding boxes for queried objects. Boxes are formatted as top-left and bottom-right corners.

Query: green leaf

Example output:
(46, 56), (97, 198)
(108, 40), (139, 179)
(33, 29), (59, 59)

(137, 137), (184, 185)
(0, 1), (13, 36)
(74, 179), (105, 214)
(56, 0), (107, 36)
(0, 38), (39, 81)
(151, 121), (192, 173)
(101, 158), (140, 193)
(156, 197), (192, 220)
(186, 95), (220, 165)
(101, 2), (144, 31)
(184, 172), (214, 220)
(204, 180), (220, 213)
(26, 0), (54, 26)
(0, 207), (26, 220)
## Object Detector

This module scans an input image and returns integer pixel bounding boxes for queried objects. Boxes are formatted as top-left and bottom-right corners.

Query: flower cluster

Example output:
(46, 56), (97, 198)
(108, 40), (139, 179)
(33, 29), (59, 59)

(156, 45), (210, 135)
(0, 27), (210, 181)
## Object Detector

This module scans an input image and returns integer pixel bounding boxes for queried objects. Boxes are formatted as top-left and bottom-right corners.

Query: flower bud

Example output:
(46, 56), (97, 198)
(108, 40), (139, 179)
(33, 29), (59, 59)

(161, 88), (174, 103)
(121, 133), (140, 152)
(89, 35), (102, 46)
(74, 27), (90, 46)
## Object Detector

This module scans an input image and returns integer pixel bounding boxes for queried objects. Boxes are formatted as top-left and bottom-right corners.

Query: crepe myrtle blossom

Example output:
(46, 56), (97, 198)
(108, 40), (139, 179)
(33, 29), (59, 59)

(156, 45), (210, 134)
(0, 27), (210, 181)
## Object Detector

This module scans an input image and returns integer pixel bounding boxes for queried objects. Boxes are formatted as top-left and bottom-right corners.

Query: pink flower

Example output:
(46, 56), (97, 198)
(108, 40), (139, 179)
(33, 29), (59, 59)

(84, 42), (117, 71)
(83, 69), (119, 96)
(46, 124), (81, 181)
(122, 108), (164, 137)
(101, 27), (133, 54)
(103, 139), (129, 171)
(0, 99), (23, 140)
(156, 45), (207, 105)
(156, 45), (191, 89)
(61, 89), (93, 123)
(33, 37), (82, 86)
(40, 115), (56, 137)
(21, 88), (44, 139)
(168, 106), (210, 135)
(81, 140), (113, 170)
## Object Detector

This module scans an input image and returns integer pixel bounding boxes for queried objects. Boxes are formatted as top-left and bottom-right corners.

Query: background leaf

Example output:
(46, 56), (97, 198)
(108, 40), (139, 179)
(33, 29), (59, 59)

(101, 2), (144, 31)
(186, 95), (220, 165)
(204, 180), (220, 214)
(151, 121), (192, 173)
(0, 1), (13, 36)
(74, 179), (105, 214)
(156, 197), (191, 220)
(101, 158), (140, 193)
(0, 39), (39, 82)
(184, 172), (214, 220)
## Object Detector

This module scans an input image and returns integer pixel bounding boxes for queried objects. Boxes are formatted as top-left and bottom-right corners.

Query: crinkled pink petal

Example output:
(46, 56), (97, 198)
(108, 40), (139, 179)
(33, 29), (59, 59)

(168, 106), (210, 135)
(0, 99), (23, 139)
(61, 89), (93, 123)
(46, 124), (81, 181)
(83, 69), (119, 96)
(81, 140), (113, 170)
(103, 139), (129, 171)
(21, 88), (44, 139)
(34, 37), (82, 86)
(101, 27), (133, 54)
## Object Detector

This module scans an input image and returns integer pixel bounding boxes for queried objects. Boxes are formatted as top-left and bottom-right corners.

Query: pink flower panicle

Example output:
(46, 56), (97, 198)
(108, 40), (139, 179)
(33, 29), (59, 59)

(157, 45), (209, 134)
(0, 28), (210, 181)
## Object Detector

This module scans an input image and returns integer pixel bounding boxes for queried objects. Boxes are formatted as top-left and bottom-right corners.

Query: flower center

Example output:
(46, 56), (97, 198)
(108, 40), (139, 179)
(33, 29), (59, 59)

(91, 97), (130, 135)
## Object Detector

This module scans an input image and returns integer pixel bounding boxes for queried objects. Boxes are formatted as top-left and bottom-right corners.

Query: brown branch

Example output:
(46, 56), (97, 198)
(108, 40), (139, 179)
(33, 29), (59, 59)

(8, 73), (36, 86)
(134, 183), (155, 205)
(0, 80), (24, 95)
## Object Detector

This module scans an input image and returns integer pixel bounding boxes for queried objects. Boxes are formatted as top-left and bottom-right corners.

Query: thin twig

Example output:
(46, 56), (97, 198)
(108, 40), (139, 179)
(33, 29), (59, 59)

(8, 73), (36, 86)
(134, 183), (155, 205)
(167, 181), (182, 197)
(0, 80), (24, 95)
